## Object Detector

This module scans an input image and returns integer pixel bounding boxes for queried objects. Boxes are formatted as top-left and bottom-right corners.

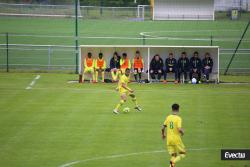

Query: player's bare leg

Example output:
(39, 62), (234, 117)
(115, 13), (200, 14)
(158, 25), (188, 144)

(113, 93), (127, 114)
(173, 151), (186, 164)
(170, 153), (177, 167)
(129, 94), (142, 112)
(101, 71), (105, 83)
(91, 71), (96, 83)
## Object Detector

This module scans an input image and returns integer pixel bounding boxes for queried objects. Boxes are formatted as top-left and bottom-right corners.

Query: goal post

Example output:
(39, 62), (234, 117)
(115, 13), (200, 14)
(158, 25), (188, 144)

(79, 45), (219, 83)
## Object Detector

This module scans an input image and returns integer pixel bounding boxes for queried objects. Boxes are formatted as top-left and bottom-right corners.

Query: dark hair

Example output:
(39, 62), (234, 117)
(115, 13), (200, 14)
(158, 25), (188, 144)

(122, 53), (127, 57)
(136, 50), (140, 54)
(113, 52), (118, 56)
(181, 52), (186, 55)
(194, 51), (199, 55)
(169, 52), (173, 56)
(172, 103), (179, 111)
(99, 52), (103, 56)
(125, 68), (130, 72)
(88, 52), (92, 56)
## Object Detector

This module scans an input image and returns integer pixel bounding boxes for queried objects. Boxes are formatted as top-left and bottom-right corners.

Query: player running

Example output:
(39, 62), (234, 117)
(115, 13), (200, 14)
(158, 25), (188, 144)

(162, 103), (186, 167)
(113, 68), (142, 114)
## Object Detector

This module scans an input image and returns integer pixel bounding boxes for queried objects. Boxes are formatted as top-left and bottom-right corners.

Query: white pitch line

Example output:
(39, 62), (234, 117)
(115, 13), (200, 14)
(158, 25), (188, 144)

(20, 87), (250, 94)
(58, 147), (223, 167)
(139, 29), (241, 36)
(139, 29), (250, 42)
(35, 75), (40, 80)
(25, 75), (40, 90)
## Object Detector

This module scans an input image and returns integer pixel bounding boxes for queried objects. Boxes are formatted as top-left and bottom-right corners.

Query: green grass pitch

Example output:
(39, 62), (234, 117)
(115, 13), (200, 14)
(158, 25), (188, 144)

(0, 73), (250, 167)
(0, 13), (250, 167)
(0, 16), (250, 73)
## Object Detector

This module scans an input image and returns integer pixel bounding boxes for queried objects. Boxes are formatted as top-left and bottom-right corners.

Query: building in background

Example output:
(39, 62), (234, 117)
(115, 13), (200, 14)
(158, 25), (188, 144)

(151, 0), (215, 20)
(215, 0), (250, 11)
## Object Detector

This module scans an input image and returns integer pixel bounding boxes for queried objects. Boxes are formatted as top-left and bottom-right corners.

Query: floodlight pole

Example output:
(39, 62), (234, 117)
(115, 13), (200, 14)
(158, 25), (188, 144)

(75, 0), (79, 74)
(224, 20), (250, 75)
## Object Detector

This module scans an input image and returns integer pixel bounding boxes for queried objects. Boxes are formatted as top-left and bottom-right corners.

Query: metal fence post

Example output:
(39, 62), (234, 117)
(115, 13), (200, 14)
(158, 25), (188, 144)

(112, 7), (115, 17)
(210, 35), (213, 46)
(100, 0), (103, 16)
(48, 46), (51, 70)
(75, 0), (79, 74)
(142, 35), (146, 45)
(142, 6), (145, 20)
(6, 32), (9, 72)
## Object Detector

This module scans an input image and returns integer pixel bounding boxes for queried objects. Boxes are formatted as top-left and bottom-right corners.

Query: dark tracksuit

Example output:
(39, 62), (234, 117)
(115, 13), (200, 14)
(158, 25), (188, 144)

(164, 58), (178, 80)
(189, 57), (202, 81)
(202, 57), (213, 80)
(150, 58), (164, 80)
(177, 57), (189, 81)
(110, 56), (120, 70)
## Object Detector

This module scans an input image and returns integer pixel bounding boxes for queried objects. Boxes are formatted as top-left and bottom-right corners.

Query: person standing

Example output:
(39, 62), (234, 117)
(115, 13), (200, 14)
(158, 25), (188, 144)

(113, 68), (142, 114)
(162, 103), (186, 167)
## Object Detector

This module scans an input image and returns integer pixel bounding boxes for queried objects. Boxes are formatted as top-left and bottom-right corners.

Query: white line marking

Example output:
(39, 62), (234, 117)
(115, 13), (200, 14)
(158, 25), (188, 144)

(35, 75), (40, 80)
(67, 80), (78, 84)
(30, 81), (35, 86)
(139, 29), (241, 36)
(19, 87), (250, 94)
(58, 148), (224, 167)
(139, 30), (250, 42)
(25, 75), (40, 90)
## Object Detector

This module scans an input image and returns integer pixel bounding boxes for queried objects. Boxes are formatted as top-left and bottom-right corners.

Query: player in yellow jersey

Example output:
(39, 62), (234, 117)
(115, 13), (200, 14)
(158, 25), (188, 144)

(162, 103), (186, 167)
(113, 68), (142, 114)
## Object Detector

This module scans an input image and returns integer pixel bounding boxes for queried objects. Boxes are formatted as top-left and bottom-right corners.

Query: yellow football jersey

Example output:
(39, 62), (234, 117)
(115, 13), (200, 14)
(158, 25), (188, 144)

(164, 114), (183, 145)
(118, 74), (130, 93)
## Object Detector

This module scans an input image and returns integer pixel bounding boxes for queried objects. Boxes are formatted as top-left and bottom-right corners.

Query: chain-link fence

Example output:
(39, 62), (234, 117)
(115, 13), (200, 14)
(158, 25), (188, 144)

(0, 44), (77, 73)
(1, 43), (250, 74)
(0, 3), (151, 20)
(1, 2), (250, 20)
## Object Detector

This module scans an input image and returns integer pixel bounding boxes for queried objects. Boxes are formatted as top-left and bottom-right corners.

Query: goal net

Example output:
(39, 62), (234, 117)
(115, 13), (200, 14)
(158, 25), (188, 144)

(152, 0), (215, 20)
(79, 45), (219, 83)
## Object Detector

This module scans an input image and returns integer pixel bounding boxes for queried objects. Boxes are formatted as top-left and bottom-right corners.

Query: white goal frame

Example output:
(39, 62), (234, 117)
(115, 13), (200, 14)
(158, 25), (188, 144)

(79, 45), (219, 83)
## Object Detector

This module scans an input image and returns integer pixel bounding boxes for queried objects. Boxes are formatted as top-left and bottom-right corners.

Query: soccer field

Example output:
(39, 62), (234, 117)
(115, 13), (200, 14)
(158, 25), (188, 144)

(0, 16), (250, 74)
(0, 16), (250, 47)
(0, 73), (250, 167)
